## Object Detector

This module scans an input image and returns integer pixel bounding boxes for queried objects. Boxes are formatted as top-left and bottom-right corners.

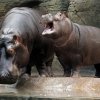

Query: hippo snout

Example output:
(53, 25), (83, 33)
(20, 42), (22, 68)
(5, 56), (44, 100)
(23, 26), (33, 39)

(0, 71), (18, 84)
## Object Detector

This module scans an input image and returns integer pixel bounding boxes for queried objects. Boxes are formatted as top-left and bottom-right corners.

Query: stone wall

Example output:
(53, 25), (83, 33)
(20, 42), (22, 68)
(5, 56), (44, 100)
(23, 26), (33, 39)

(68, 0), (100, 27)
(0, 0), (42, 21)
(38, 0), (69, 14)
(0, 0), (69, 16)
(0, 0), (99, 26)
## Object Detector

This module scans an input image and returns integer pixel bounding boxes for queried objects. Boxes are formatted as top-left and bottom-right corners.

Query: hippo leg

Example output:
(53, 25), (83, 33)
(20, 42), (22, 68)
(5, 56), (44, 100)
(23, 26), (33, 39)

(94, 64), (100, 78)
(36, 63), (49, 77)
(25, 65), (32, 76)
(46, 59), (54, 77)
(58, 58), (72, 77)
(63, 64), (72, 77)
(71, 66), (80, 77)
(25, 63), (47, 77)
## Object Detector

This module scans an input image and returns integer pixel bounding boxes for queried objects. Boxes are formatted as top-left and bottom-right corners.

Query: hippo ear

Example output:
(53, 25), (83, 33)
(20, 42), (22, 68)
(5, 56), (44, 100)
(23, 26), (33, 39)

(61, 11), (68, 18)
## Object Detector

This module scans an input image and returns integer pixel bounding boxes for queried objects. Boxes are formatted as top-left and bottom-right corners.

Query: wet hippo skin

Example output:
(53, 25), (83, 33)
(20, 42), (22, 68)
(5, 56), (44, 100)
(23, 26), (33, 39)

(41, 12), (100, 77)
(0, 7), (54, 84)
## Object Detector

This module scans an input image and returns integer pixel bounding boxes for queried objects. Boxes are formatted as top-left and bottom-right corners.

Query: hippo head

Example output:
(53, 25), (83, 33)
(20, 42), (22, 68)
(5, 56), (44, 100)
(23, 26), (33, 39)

(41, 12), (72, 41)
(0, 29), (29, 84)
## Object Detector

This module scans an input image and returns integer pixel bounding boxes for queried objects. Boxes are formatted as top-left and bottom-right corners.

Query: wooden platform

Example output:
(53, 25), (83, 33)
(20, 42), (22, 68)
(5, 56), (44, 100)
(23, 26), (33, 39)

(0, 77), (100, 99)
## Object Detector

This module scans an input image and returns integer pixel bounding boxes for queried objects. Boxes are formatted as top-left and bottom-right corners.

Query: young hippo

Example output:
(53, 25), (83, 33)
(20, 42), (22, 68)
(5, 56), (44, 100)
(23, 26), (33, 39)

(41, 12), (100, 77)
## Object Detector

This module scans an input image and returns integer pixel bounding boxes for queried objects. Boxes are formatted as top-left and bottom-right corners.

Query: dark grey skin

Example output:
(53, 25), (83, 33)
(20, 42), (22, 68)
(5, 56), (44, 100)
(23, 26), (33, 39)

(41, 12), (100, 77)
(0, 7), (54, 84)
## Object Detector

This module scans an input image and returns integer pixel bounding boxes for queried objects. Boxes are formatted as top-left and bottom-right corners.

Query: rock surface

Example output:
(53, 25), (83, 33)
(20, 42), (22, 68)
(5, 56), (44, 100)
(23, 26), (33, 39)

(68, 0), (100, 27)
(0, 0), (99, 27)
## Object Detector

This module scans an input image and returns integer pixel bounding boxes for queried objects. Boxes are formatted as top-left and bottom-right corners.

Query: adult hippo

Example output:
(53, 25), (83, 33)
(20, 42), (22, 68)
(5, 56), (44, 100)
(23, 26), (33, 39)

(41, 12), (100, 77)
(0, 7), (54, 84)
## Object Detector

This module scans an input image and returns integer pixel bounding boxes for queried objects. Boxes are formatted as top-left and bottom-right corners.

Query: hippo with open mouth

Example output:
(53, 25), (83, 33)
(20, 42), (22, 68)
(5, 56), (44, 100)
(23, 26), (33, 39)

(0, 7), (54, 84)
(41, 12), (100, 77)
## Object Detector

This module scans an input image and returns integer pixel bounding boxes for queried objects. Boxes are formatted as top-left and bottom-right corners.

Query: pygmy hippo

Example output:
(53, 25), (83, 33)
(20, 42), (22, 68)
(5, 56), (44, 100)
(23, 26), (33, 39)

(0, 7), (54, 84)
(41, 12), (100, 77)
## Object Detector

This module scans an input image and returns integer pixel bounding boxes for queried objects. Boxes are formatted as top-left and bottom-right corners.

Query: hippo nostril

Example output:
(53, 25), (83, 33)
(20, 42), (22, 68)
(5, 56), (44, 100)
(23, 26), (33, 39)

(0, 72), (8, 78)
(0, 70), (9, 78)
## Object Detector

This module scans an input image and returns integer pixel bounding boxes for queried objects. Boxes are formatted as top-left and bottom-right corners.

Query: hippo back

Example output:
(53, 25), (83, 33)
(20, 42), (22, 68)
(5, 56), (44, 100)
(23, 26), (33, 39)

(1, 7), (43, 52)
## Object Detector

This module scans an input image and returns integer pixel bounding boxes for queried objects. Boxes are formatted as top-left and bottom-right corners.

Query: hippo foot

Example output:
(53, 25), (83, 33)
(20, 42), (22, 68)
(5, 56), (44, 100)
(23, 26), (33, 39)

(63, 73), (71, 77)
(40, 71), (53, 77)
(72, 73), (81, 78)
(47, 73), (54, 77)
(71, 71), (80, 77)
(94, 72), (100, 78)
(40, 74), (47, 77)
(39, 73), (53, 77)
(40, 74), (53, 77)
(94, 75), (100, 78)
(21, 73), (30, 80)
(50, 74), (53, 77)
(15, 74), (30, 88)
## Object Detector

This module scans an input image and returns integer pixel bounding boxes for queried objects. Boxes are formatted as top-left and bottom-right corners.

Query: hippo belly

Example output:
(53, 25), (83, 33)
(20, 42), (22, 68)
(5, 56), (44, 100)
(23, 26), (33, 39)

(78, 25), (100, 65)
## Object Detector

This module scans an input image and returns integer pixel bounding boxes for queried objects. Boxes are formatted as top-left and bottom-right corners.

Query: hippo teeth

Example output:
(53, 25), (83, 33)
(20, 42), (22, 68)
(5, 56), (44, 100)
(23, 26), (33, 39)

(42, 28), (56, 35)
(42, 22), (55, 35)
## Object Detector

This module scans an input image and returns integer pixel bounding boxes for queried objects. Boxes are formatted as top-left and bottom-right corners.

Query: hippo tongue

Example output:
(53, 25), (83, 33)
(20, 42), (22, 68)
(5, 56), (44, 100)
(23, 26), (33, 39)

(42, 28), (55, 35)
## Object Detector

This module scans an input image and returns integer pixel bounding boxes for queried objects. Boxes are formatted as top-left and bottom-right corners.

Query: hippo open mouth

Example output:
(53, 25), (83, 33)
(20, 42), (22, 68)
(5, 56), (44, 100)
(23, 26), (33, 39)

(46, 22), (53, 29)
(41, 14), (56, 36)
(42, 22), (55, 35)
